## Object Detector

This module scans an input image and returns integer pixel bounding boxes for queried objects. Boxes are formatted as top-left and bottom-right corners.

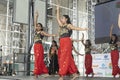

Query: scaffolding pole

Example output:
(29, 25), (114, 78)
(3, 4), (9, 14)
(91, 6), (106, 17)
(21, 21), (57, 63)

(5, 0), (9, 56)
(26, 0), (34, 75)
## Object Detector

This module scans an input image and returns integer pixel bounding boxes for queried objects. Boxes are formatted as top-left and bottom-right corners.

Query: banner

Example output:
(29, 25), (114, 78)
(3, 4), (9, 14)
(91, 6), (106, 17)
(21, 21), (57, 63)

(92, 53), (120, 77)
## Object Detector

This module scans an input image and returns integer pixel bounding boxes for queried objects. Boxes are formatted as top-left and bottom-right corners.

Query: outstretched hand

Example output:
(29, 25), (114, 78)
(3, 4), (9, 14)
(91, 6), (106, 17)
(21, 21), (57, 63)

(52, 34), (58, 37)
(82, 33), (84, 41)
(57, 5), (60, 10)
(56, 0), (60, 10)
(84, 27), (89, 31)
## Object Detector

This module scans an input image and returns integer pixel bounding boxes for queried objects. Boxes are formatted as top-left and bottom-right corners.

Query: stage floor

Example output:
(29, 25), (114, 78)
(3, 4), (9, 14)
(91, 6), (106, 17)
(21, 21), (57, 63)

(0, 76), (120, 80)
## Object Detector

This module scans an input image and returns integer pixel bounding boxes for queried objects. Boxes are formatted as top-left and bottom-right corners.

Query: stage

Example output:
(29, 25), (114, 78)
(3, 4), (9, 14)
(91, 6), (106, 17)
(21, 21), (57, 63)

(0, 76), (120, 80)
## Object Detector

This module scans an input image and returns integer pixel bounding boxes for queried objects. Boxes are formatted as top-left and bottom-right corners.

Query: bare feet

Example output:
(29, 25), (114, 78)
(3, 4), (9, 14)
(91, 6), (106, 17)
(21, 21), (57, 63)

(71, 73), (79, 80)
(86, 74), (88, 77)
(91, 73), (94, 77)
(113, 75), (116, 78)
(34, 75), (38, 80)
(58, 77), (63, 80)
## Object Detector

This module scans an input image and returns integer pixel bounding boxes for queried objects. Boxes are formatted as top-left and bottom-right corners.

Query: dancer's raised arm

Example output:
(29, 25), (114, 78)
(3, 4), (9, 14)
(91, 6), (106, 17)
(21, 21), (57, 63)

(81, 33), (85, 46)
(68, 24), (88, 31)
(110, 24), (114, 39)
(34, 11), (39, 29)
(72, 45), (84, 56)
(41, 31), (56, 37)
(118, 14), (120, 28)
(56, 5), (63, 26)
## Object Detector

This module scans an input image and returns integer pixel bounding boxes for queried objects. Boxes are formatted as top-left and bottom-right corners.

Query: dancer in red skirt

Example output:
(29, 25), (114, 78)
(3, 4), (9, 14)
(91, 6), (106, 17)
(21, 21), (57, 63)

(33, 12), (55, 78)
(81, 33), (97, 77)
(81, 39), (94, 77)
(109, 24), (120, 78)
(56, 5), (88, 80)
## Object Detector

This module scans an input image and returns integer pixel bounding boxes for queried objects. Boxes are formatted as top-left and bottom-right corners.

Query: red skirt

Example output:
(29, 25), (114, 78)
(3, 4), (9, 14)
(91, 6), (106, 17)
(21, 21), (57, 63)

(111, 50), (120, 76)
(58, 37), (77, 76)
(58, 47), (61, 65)
(85, 53), (93, 74)
(33, 43), (48, 75)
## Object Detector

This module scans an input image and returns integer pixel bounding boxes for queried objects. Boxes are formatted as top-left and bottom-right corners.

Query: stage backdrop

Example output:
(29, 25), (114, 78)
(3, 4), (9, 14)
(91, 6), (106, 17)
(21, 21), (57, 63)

(92, 53), (120, 77)
(95, 0), (120, 44)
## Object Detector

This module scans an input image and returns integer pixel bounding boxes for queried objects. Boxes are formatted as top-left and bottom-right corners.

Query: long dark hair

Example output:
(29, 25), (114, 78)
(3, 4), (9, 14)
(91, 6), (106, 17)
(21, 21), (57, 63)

(109, 34), (118, 44)
(51, 40), (58, 48)
(37, 23), (43, 31)
(63, 15), (72, 36)
(85, 39), (92, 47)
(49, 40), (58, 56)
(63, 15), (71, 24)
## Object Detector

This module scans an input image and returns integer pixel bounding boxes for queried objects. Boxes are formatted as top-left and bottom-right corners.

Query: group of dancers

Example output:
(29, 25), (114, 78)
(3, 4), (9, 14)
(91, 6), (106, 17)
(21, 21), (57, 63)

(33, 3), (120, 80)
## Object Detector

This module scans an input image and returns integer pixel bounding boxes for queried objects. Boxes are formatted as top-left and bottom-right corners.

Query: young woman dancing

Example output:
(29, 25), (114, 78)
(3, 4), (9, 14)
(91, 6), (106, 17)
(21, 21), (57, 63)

(56, 5), (88, 80)
(81, 39), (94, 77)
(33, 12), (56, 79)
(81, 33), (98, 77)
(109, 24), (120, 78)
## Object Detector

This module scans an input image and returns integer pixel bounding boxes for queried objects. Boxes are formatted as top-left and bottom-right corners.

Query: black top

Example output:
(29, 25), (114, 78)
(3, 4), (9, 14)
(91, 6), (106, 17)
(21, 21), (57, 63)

(59, 25), (72, 38)
(85, 45), (91, 54)
(34, 31), (44, 43)
(110, 42), (118, 51)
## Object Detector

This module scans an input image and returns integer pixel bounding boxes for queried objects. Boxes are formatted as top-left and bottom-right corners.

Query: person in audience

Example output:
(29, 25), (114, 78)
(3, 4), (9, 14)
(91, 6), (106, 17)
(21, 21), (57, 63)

(49, 40), (59, 75)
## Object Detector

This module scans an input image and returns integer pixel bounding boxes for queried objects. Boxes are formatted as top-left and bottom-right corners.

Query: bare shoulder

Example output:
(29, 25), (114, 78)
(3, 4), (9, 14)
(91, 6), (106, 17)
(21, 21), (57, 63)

(40, 31), (45, 35)
(67, 24), (72, 27)
(67, 24), (73, 29)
